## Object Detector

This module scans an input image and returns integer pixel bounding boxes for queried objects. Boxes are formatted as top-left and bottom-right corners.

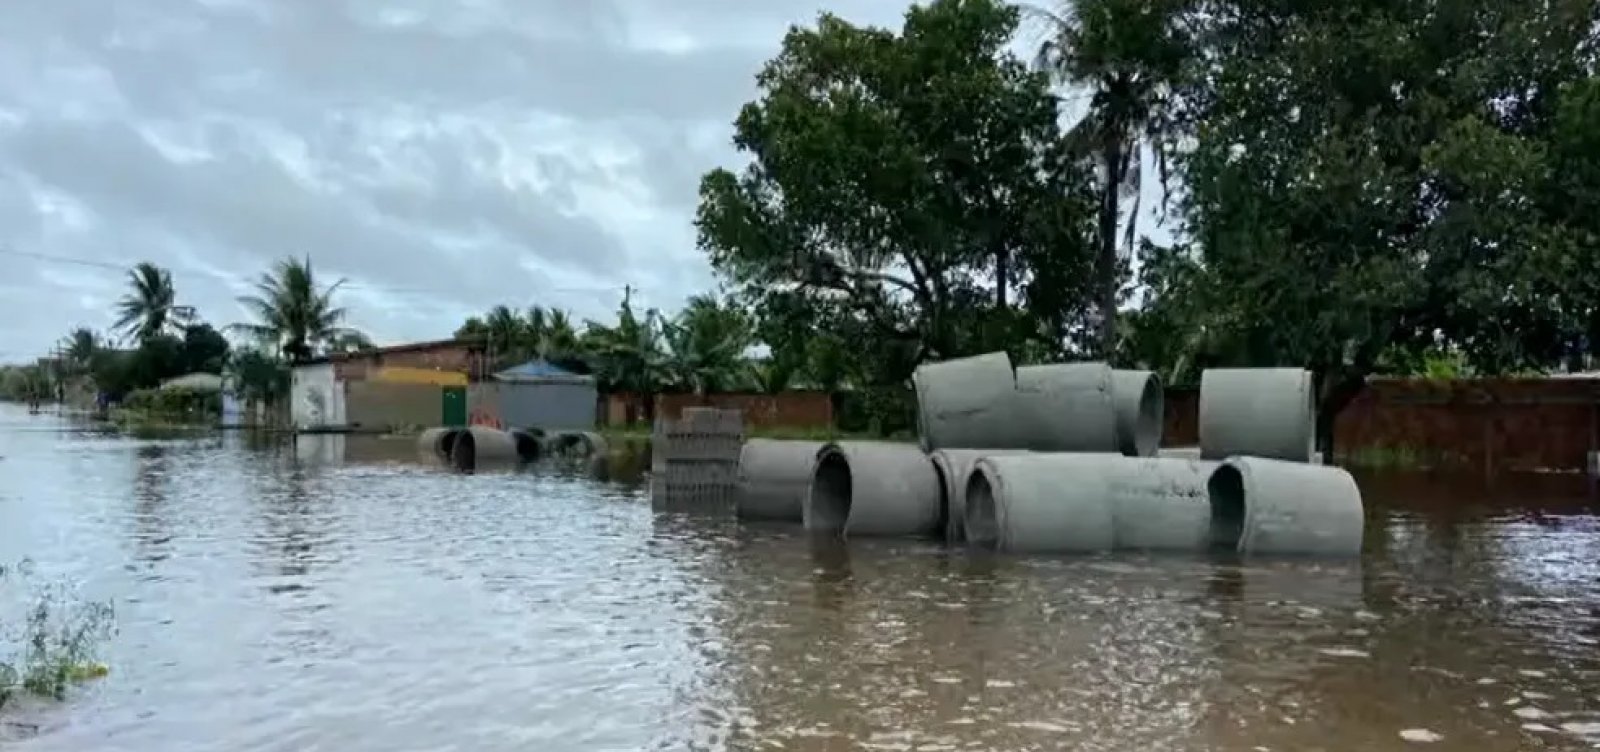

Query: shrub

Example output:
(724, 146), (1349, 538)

(0, 561), (114, 710)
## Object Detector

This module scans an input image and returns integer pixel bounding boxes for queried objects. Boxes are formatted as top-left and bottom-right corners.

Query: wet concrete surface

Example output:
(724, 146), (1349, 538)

(1, 404), (1598, 751)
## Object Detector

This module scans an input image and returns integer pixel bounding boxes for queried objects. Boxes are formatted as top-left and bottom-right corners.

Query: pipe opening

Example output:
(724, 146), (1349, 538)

(808, 451), (853, 535)
(1135, 376), (1163, 456)
(929, 459), (952, 541)
(452, 431), (477, 472)
(1207, 464), (1246, 551)
(510, 430), (541, 462)
(965, 469), (999, 549)
(436, 429), (460, 459)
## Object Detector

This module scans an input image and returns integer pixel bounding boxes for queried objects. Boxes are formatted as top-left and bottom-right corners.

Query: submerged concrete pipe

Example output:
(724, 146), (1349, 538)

(451, 425), (520, 472)
(1199, 368), (1317, 462)
(805, 441), (942, 538)
(1207, 456), (1365, 558)
(507, 429), (543, 462)
(1013, 363), (1118, 452)
(929, 448), (1031, 543)
(735, 439), (826, 521)
(965, 454), (1218, 554)
(1111, 370), (1163, 457)
(912, 352), (1018, 451)
(417, 427), (461, 463)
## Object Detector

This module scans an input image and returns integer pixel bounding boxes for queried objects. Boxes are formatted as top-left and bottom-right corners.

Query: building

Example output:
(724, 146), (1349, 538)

(467, 358), (597, 431)
(289, 339), (486, 432)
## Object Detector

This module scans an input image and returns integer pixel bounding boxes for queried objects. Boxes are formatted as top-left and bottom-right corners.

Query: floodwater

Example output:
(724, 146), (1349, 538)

(1, 404), (1599, 751)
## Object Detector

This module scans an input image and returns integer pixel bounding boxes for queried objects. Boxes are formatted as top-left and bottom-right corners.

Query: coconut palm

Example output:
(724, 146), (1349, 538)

(1029, 0), (1189, 356)
(231, 256), (363, 363)
(58, 328), (102, 376)
(483, 305), (523, 361)
(661, 295), (754, 394)
(112, 262), (180, 346)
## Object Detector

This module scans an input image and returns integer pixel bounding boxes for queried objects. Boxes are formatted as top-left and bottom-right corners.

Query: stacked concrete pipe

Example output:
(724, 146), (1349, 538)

(964, 453), (1219, 554)
(1013, 363), (1119, 453)
(735, 439), (826, 521)
(805, 441), (943, 538)
(1199, 368), (1318, 462)
(1111, 370), (1163, 457)
(928, 448), (1031, 543)
(450, 425), (520, 472)
(912, 352), (1018, 451)
(1207, 456), (1365, 557)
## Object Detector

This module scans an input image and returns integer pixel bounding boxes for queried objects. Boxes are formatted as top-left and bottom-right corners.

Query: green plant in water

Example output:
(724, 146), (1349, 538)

(0, 561), (115, 711)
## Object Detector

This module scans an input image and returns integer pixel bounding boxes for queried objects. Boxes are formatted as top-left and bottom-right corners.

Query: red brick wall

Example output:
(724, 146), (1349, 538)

(1162, 377), (1600, 472)
(604, 391), (835, 430)
(333, 343), (487, 382)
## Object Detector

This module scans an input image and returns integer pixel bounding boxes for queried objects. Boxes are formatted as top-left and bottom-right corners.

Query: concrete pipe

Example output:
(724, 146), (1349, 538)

(1013, 363), (1118, 452)
(912, 352), (1018, 451)
(507, 429), (543, 462)
(450, 425), (520, 472)
(416, 427), (461, 461)
(1207, 456), (1364, 558)
(549, 430), (609, 458)
(805, 441), (943, 538)
(1111, 370), (1163, 457)
(928, 448), (1031, 543)
(965, 454), (1218, 554)
(1157, 446), (1202, 460)
(735, 439), (826, 522)
(1199, 368), (1316, 462)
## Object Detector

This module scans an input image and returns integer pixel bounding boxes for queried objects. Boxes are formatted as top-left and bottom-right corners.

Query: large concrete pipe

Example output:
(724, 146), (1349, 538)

(928, 448), (1030, 543)
(548, 430), (610, 458)
(912, 352), (1018, 451)
(416, 427), (461, 462)
(735, 439), (826, 521)
(1111, 369), (1163, 457)
(965, 453), (1219, 554)
(1157, 446), (1202, 460)
(1199, 368), (1317, 462)
(805, 441), (942, 538)
(507, 429), (543, 462)
(1013, 363), (1118, 452)
(450, 425), (520, 472)
(1207, 456), (1365, 558)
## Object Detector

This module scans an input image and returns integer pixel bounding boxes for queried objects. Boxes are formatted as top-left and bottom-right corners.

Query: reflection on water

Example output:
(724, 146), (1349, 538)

(1, 404), (1598, 751)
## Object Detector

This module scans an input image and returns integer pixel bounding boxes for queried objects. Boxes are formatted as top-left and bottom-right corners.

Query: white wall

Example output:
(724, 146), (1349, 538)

(290, 363), (345, 430)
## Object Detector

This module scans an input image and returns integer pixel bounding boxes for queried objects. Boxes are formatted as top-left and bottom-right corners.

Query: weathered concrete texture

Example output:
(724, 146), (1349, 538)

(929, 448), (1031, 543)
(1199, 368), (1317, 462)
(1208, 456), (1365, 557)
(1112, 370), (1163, 457)
(1014, 363), (1118, 452)
(913, 352), (1018, 451)
(1157, 446), (1202, 460)
(734, 439), (826, 521)
(806, 441), (942, 538)
(965, 453), (1214, 553)
(450, 425), (520, 472)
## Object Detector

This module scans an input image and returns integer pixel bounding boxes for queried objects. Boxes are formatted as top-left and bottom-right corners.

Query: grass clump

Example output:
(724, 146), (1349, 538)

(0, 561), (115, 711)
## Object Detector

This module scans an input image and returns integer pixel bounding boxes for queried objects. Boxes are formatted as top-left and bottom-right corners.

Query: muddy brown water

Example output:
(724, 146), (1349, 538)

(1, 404), (1598, 751)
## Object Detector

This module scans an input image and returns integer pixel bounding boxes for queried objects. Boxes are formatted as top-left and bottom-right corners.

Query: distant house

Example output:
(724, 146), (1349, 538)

(470, 358), (598, 431)
(289, 338), (486, 431)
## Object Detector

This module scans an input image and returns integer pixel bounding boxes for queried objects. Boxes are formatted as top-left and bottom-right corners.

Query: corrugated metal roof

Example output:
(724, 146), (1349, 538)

(494, 358), (593, 383)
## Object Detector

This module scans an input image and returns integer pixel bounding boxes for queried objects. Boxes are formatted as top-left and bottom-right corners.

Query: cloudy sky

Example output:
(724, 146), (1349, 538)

(0, 0), (935, 360)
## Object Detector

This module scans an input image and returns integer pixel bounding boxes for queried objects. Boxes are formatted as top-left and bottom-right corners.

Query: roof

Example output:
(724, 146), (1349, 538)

(295, 337), (485, 366)
(494, 358), (594, 383)
(159, 372), (224, 391)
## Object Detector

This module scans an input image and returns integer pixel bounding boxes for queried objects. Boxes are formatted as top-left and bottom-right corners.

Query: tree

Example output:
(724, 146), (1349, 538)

(579, 289), (667, 398)
(180, 323), (230, 375)
(695, 0), (1099, 388)
(1155, 0), (1598, 455)
(661, 295), (754, 394)
(232, 257), (364, 363)
(1030, 0), (1191, 356)
(112, 262), (181, 346)
(58, 328), (102, 377)
(230, 349), (290, 406)
(482, 304), (524, 363)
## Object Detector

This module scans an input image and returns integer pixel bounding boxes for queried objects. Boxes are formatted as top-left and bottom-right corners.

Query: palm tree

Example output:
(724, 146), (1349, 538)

(662, 295), (754, 394)
(1030, 0), (1189, 356)
(113, 262), (179, 346)
(483, 305), (523, 363)
(542, 309), (579, 358)
(231, 256), (364, 363)
(59, 328), (102, 376)
(580, 290), (667, 397)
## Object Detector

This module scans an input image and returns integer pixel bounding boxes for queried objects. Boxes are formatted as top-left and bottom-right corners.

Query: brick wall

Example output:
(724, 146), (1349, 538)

(332, 342), (487, 382)
(604, 391), (835, 430)
(1162, 377), (1600, 472)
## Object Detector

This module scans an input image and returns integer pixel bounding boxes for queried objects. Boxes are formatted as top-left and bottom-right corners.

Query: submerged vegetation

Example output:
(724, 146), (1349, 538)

(0, 562), (114, 711)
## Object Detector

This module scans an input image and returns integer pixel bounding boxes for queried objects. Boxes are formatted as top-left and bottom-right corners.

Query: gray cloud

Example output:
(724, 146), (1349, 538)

(0, 0), (915, 358)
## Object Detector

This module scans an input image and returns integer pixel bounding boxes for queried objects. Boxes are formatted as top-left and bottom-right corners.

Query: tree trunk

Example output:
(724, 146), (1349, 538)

(994, 248), (1008, 309)
(1315, 370), (1368, 463)
(1097, 137), (1124, 358)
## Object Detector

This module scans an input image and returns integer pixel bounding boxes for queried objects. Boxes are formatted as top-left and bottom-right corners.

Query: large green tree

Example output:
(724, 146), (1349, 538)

(232, 257), (364, 363)
(1142, 0), (1598, 454)
(696, 0), (1098, 388)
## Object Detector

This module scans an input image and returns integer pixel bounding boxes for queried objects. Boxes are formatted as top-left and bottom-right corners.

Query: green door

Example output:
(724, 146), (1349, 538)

(441, 386), (467, 427)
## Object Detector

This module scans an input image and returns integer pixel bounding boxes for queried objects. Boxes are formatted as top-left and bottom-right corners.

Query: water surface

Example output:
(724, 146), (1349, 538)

(1, 404), (1598, 751)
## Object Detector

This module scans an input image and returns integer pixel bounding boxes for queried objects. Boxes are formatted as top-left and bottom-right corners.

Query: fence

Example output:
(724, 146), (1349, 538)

(602, 391), (834, 430)
(1164, 377), (1600, 473)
